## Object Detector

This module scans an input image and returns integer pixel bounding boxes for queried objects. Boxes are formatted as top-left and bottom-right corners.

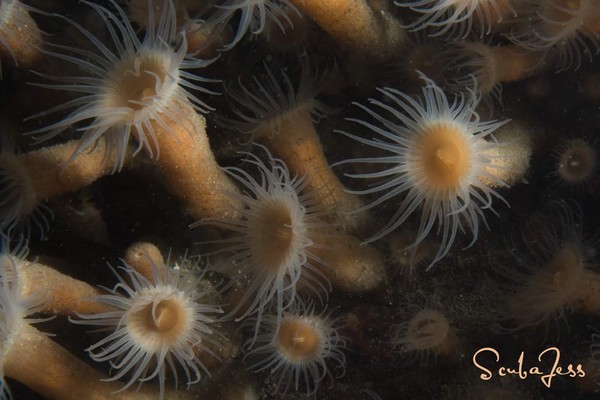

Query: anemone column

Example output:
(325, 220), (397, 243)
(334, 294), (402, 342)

(338, 74), (525, 267)
(254, 107), (370, 232)
(0, 0), (43, 71)
(145, 97), (243, 220)
(27, 0), (243, 222)
(288, 0), (405, 62)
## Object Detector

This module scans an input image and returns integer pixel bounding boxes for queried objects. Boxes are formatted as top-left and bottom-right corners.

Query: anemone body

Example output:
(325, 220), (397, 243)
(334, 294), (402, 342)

(498, 202), (599, 334)
(508, 241), (584, 328)
(223, 57), (331, 135)
(442, 42), (544, 113)
(391, 308), (458, 365)
(128, 0), (190, 31)
(395, 0), (516, 39)
(0, 237), (47, 400)
(0, 141), (38, 235)
(207, 0), (300, 50)
(73, 260), (222, 400)
(0, 0), (42, 74)
(388, 229), (436, 272)
(338, 74), (508, 266)
(443, 41), (503, 107)
(244, 301), (346, 395)
(508, 0), (600, 70)
(553, 138), (597, 191)
(0, 138), (51, 238)
(30, 0), (215, 171)
(198, 149), (331, 330)
(288, 0), (405, 61)
(223, 58), (371, 232)
(387, 34), (446, 92)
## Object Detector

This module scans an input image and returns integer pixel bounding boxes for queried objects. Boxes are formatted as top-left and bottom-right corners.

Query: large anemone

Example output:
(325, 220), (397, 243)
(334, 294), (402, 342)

(0, 236), (48, 400)
(195, 147), (332, 334)
(204, 0), (301, 50)
(0, 137), (51, 238)
(243, 300), (346, 395)
(72, 257), (222, 400)
(28, 0), (215, 171)
(507, 0), (600, 70)
(395, 0), (516, 39)
(337, 73), (509, 267)
(496, 201), (599, 337)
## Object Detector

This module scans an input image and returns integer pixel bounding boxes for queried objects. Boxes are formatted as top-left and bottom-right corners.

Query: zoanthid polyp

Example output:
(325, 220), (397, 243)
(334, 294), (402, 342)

(243, 300), (347, 396)
(338, 73), (521, 267)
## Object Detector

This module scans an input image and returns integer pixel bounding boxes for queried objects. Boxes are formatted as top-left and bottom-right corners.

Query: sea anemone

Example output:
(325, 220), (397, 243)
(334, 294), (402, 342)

(0, 0), (43, 75)
(243, 300), (347, 395)
(0, 136), (51, 238)
(387, 229), (437, 273)
(386, 33), (446, 93)
(223, 57), (370, 231)
(72, 257), (223, 400)
(28, 0), (215, 171)
(497, 201), (599, 335)
(337, 73), (509, 266)
(395, 0), (517, 39)
(575, 329), (600, 393)
(442, 42), (542, 108)
(0, 133), (147, 240)
(223, 55), (332, 135)
(195, 147), (331, 329)
(286, 0), (405, 62)
(127, 0), (190, 31)
(390, 308), (459, 365)
(552, 137), (597, 192)
(507, 0), (600, 70)
(204, 0), (300, 50)
(0, 236), (48, 399)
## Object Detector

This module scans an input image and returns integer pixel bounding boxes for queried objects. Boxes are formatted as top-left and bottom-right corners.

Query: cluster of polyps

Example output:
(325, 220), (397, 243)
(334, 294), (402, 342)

(1, 0), (393, 397)
(2, 0), (600, 398)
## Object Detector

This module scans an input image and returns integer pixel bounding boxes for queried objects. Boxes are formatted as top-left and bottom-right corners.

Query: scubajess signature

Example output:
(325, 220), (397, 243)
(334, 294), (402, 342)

(472, 347), (585, 388)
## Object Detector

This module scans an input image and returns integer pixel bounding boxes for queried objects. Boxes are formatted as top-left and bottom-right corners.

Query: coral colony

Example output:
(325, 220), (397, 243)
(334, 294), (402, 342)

(2, 0), (600, 399)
